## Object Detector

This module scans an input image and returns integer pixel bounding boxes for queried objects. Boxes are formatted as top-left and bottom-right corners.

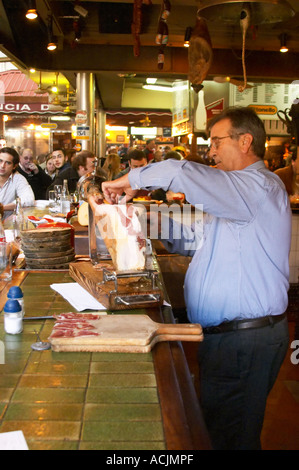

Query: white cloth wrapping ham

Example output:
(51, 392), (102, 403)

(90, 200), (147, 272)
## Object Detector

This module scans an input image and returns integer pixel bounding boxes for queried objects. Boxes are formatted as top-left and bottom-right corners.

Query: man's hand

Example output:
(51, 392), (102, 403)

(102, 174), (138, 204)
(27, 162), (39, 174)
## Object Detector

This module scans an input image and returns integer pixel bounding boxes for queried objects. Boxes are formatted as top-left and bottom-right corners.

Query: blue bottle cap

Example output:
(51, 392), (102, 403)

(4, 299), (22, 313)
(7, 286), (23, 299)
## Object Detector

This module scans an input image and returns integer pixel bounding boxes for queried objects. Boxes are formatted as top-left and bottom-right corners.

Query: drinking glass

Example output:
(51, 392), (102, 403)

(48, 190), (56, 208)
(0, 242), (12, 281)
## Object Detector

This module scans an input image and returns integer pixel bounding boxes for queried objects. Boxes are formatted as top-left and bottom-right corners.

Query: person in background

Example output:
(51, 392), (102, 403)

(101, 106), (291, 450)
(274, 149), (299, 195)
(150, 150), (185, 202)
(143, 138), (156, 162)
(151, 150), (163, 163)
(65, 149), (77, 164)
(102, 153), (121, 180)
(114, 149), (148, 179)
(17, 148), (52, 200)
(47, 150), (96, 195)
(164, 150), (183, 161)
(36, 153), (47, 169)
(0, 147), (34, 219)
(51, 148), (71, 174)
(173, 145), (187, 159)
(44, 154), (57, 180)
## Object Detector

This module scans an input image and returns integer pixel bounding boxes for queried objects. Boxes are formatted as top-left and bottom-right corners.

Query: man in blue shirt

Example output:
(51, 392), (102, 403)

(102, 107), (291, 450)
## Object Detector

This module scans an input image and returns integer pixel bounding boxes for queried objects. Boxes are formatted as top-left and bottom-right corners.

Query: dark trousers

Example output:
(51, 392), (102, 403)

(197, 317), (289, 450)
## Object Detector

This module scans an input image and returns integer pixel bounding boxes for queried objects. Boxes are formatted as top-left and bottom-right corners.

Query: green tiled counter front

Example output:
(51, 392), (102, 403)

(0, 272), (166, 450)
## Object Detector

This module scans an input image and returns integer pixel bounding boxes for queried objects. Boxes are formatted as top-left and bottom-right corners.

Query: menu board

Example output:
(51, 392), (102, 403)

(229, 82), (299, 119)
(172, 80), (190, 125)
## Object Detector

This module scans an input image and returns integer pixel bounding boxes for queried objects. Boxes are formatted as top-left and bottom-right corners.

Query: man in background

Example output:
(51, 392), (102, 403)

(17, 148), (52, 200)
(0, 147), (34, 219)
(115, 149), (148, 179)
(275, 148), (299, 195)
(47, 150), (96, 195)
(51, 148), (71, 174)
(143, 138), (156, 162)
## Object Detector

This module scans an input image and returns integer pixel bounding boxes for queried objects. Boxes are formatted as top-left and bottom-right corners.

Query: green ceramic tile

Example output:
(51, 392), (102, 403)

(82, 421), (164, 442)
(90, 361), (154, 374)
(28, 350), (91, 362)
(12, 387), (86, 404)
(24, 360), (90, 375)
(84, 403), (162, 422)
(0, 420), (81, 440)
(79, 441), (166, 450)
(0, 388), (14, 402)
(0, 374), (19, 388)
(18, 374), (88, 388)
(92, 352), (153, 362)
(28, 440), (78, 450)
(4, 403), (83, 421)
(89, 373), (157, 388)
(0, 360), (27, 374)
(86, 387), (159, 404)
(0, 402), (7, 419)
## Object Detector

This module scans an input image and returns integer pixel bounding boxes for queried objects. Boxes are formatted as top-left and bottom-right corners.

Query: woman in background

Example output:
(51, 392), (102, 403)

(102, 153), (121, 180)
(44, 154), (57, 180)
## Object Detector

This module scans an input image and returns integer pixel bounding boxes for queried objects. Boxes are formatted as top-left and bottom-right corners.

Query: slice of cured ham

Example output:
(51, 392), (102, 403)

(89, 198), (147, 272)
(49, 312), (101, 340)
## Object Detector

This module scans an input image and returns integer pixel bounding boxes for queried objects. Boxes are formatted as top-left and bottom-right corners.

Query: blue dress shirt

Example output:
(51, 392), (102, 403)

(129, 159), (292, 327)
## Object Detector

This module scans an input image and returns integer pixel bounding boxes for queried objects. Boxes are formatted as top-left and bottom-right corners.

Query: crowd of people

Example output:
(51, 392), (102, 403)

(0, 134), (297, 222)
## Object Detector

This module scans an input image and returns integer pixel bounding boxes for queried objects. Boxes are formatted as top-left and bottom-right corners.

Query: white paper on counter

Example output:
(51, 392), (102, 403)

(50, 282), (107, 312)
(0, 431), (28, 450)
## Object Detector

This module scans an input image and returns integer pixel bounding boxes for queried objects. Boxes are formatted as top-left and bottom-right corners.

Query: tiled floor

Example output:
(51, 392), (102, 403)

(183, 321), (299, 450)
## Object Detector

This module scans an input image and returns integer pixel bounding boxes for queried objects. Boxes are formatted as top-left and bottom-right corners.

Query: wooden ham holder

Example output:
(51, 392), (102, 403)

(69, 260), (164, 310)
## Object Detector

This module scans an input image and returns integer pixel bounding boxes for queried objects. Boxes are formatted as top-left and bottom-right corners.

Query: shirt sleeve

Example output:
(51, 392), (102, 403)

(14, 173), (35, 207)
(128, 159), (277, 224)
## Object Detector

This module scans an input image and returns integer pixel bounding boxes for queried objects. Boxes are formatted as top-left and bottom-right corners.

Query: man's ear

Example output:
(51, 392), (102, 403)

(239, 133), (253, 153)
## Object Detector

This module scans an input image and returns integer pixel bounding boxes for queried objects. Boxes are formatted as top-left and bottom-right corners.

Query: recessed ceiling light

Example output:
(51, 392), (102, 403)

(146, 78), (157, 84)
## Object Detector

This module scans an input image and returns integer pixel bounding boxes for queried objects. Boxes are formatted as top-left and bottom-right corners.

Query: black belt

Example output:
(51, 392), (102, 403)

(203, 312), (286, 334)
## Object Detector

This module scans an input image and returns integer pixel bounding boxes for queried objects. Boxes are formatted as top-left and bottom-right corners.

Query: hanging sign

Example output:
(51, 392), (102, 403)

(74, 143), (82, 151)
(41, 123), (57, 129)
(75, 110), (87, 125)
(76, 125), (90, 140)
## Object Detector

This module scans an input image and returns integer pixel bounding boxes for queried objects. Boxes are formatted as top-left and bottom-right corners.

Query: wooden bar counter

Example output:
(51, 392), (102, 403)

(0, 228), (211, 450)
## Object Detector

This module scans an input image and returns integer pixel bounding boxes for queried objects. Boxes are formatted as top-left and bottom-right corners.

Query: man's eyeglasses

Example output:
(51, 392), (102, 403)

(208, 133), (245, 151)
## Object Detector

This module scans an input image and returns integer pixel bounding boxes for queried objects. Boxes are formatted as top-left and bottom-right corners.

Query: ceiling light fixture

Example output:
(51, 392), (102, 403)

(74, 4), (88, 18)
(279, 33), (289, 52)
(146, 78), (157, 84)
(184, 27), (192, 47)
(142, 85), (173, 92)
(47, 15), (57, 51)
(25, 0), (38, 20)
(197, 0), (295, 25)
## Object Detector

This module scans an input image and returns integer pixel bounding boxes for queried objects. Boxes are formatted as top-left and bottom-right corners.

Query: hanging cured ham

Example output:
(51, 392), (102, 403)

(188, 14), (213, 92)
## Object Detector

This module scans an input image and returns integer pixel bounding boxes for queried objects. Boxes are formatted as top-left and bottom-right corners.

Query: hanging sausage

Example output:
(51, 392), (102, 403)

(156, 0), (171, 69)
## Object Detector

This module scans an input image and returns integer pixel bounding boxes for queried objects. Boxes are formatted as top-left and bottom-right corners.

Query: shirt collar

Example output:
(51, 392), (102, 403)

(244, 160), (266, 171)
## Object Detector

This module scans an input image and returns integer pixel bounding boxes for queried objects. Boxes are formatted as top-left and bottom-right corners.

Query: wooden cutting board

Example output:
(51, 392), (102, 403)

(69, 261), (164, 310)
(49, 313), (203, 353)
